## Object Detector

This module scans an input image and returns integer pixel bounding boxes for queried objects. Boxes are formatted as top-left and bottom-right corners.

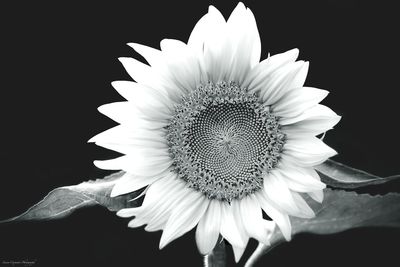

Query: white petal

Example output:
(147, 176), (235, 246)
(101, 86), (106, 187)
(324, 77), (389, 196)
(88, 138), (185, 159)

(232, 245), (247, 263)
(195, 200), (222, 255)
(127, 216), (148, 228)
(220, 201), (248, 247)
(159, 192), (209, 249)
(127, 43), (163, 67)
(110, 171), (166, 197)
(89, 125), (167, 148)
(187, 12), (210, 52)
(308, 190), (324, 203)
(202, 6), (231, 83)
(283, 116), (341, 137)
(125, 159), (171, 177)
(243, 48), (299, 90)
(94, 141), (168, 156)
(88, 125), (124, 143)
(128, 173), (185, 228)
(240, 195), (270, 245)
(93, 156), (128, 170)
(234, 220), (276, 260)
(127, 43), (187, 101)
(277, 161), (326, 192)
(97, 141), (168, 158)
(263, 219), (277, 234)
(290, 192), (315, 218)
(225, 3), (261, 83)
(94, 154), (171, 177)
(257, 192), (292, 241)
(97, 102), (167, 129)
(268, 48), (299, 67)
(283, 137), (337, 166)
(246, 9), (261, 67)
(144, 187), (190, 232)
(145, 186), (191, 232)
(263, 172), (300, 216)
(188, 5), (225, 55)
(118, 57), (163, 90)
(259, 61), (308, 106)
(263, 61), (309, 107)
(273, 87), (328, 119)
(160, 39), (204, 93)
(117, 207), (141, 218)
(111, 81), (173, 116)
(280, 104), (341, 127)
(94, 140), (167, 155)
(140, 172), (181, 208)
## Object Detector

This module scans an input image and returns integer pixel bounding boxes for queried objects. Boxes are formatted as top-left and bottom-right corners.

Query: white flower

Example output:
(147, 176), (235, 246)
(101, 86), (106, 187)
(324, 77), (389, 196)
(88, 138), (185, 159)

(89, 2), (340, 262)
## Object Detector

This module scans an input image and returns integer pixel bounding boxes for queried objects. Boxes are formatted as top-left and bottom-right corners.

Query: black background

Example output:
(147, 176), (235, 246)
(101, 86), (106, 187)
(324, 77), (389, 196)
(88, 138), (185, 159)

(0, 0), (399, 266)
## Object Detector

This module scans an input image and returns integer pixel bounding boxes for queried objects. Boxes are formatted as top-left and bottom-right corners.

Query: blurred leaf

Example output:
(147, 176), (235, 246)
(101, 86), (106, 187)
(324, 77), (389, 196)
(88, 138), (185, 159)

(0, 171), (139, 223)
(245, 188), (400, 267)
(315, 159), (400, 189)
(294, 190), (400, 233)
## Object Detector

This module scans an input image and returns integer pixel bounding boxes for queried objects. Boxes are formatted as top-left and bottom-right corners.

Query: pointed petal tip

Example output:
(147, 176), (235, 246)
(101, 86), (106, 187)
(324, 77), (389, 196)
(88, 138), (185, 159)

(159, 236), (169, 250)
(116, 208), (138, 218)
(232, 245), (246, 263)
(208, 5), (216, 12)
(128, 219), (144, 228)
(284, 233), (292, 242)
(118, 57), (130, 65)
(126, 42), (145, 53)
(110, 80), (119, 88)
(97, 104), (109, 115)
(115, 210), (124, 217)
(93, 159), (111, 170)
(196, 243), (214, 256)
(126, 42), (154, 55)
(93, 158), (122, 171)
(322, 88), (330, 97)
(93, 160), (102, 169)
(126, 42), (136, 48)
(288, 48), (299, 60)
(333, 115), (342, 127)
(207, 5), (224, 19)
(317, 191), (324, 203)
(235, 2), (246, 10)
(280, 219), (293, 241)
(302, 61), (310, 72)
(309, 190), (324, 203)
(328, 148), (339, 158)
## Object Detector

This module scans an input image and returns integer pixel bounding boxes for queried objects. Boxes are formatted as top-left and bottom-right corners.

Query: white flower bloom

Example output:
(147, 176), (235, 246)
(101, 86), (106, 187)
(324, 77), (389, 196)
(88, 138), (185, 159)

(90, 2), (340, 262)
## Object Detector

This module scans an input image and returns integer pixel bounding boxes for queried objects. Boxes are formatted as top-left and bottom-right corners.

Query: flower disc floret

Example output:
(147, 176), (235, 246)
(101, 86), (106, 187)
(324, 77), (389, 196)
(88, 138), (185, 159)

(166, 81), (286, 201)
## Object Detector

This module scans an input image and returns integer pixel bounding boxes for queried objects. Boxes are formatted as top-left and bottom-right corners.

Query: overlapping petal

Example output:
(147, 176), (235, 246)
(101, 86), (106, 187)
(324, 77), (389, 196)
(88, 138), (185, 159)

(90, 2), (340, 262)
(195, 200), (222, 255)
(159, 191), (209, 249)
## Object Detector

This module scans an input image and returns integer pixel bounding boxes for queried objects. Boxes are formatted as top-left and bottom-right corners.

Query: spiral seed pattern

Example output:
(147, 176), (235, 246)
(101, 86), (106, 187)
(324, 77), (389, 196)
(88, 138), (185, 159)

(166, 81), (285, 201)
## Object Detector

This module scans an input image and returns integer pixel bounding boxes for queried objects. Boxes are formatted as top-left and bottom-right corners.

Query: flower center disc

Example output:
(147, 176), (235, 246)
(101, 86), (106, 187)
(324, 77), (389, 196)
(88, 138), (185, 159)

(166, 82), (285, 201)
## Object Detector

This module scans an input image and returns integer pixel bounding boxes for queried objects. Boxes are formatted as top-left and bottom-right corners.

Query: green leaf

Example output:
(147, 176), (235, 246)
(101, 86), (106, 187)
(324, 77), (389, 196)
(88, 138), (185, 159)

(245, 188), (400, 267)
(0, 171), (138, 223)
(315, 159), (400, 189)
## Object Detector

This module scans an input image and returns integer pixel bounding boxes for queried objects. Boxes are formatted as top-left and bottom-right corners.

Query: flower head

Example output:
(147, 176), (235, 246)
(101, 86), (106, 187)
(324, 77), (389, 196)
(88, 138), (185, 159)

(90, 2), (340, 262)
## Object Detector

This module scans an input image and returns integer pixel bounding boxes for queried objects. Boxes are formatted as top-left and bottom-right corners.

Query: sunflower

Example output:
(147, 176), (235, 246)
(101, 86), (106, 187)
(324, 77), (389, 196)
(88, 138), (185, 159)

(89, 2), (340, 262)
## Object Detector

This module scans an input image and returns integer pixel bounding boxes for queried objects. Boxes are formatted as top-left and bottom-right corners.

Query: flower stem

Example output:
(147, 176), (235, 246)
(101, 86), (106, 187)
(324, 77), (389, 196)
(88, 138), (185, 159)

(245, 239), (285, 267)
(203, 240), (226, 267)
